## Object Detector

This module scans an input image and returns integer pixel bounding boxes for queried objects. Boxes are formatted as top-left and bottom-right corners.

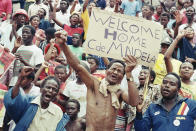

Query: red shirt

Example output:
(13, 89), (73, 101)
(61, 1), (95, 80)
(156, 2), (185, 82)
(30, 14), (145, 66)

(0, 0), (12, 20)
(63, 24), (83, 36)
(92, 73), (105, 80)
(39, 60), (60, 80)
(153, 13), (160, 21)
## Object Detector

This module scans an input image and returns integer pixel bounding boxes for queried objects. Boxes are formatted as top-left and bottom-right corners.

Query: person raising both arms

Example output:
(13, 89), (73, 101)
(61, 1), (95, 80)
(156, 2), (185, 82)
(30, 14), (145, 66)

(54, 30), (139, 131)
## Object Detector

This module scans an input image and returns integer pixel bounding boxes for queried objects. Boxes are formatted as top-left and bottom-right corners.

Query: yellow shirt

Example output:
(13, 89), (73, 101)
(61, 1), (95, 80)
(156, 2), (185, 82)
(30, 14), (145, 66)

(179, 82), (196, 100)
(81, 9), (89, 40)
(28, 96), (63, 131)
(153, 54), (182, 85)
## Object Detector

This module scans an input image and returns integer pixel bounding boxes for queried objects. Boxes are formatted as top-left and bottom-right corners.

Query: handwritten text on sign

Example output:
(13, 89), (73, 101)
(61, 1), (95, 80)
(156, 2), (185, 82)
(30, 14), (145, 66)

(83, 8), (163, 67)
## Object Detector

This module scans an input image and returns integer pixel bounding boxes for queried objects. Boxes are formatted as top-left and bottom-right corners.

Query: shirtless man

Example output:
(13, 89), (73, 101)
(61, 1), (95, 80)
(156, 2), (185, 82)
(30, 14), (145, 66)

(55, 30), (139, 131)
(65, 99), (86, 131)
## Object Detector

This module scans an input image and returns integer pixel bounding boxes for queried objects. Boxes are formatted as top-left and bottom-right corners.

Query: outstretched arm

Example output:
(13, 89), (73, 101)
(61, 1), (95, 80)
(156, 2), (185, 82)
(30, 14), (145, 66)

(33, 62), (48, 87)
(51, 1), (64, 28)
(114, 0), (120, 13)
(121, 55), (139, 107)
(164, 30), (185, 73)
(55, 30), (94, 89)
(12, 66), (34, 98)
(83, 0), (90, 12)
(70, 0), (78, 14)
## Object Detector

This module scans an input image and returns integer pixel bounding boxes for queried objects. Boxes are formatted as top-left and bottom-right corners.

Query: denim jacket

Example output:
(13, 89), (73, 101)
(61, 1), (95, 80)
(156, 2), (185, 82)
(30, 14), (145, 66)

(4, 88), (69, 131)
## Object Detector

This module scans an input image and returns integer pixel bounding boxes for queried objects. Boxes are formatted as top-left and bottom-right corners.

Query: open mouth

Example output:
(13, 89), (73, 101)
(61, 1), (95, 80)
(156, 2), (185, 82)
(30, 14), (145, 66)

(44, 94), (52, 101)
(111, 75), (118, 80)
(139, 77), (146, 82)
(182, 72), (190, 76)
(162, 89), (170, 94)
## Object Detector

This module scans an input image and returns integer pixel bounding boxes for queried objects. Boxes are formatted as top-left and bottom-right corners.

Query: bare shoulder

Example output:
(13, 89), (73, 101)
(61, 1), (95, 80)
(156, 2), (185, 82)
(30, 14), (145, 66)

(78, 117), (86, 124)
(77, 118), (86, 130)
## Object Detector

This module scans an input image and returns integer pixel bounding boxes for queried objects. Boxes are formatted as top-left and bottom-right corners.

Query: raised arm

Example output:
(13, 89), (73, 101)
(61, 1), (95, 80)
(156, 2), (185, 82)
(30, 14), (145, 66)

(174, 10), (182, 38)
(164, 30), (185, 73)
(12, 66), (34, 98)
(121, 55), (139, 107)
(55, 30), (94, 88)
(134, 103), (152, 131)
(102, 57), (110, 67)
(70, 0), (78, 14)
(83, 0), (90, 12)
(33, 62), (48, 86)
(114, 0), (120, 13)
(51, 1), (64, 28)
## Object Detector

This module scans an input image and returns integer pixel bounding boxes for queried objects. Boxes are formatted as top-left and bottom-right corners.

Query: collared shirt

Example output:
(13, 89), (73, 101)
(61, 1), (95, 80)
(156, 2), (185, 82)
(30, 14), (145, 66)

(134, 96), (196, 131)
(28, 96), (63, 131)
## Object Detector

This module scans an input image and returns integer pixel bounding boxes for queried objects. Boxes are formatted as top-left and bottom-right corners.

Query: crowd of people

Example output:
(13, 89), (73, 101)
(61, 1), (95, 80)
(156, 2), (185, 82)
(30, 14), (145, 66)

(0, 0), (196, 130)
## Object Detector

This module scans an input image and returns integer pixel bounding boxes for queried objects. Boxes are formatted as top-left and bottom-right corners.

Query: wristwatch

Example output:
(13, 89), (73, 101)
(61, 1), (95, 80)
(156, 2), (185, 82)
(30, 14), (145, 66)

(127, 77), (134, 82)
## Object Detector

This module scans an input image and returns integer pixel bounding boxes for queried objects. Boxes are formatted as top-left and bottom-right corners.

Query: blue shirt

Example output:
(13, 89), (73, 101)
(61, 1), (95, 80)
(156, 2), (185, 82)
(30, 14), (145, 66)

(121, 0), (140, 16)
(4, 88), (69, 131)
(134, 96), (196, 131)
(178, 38), (196, 63)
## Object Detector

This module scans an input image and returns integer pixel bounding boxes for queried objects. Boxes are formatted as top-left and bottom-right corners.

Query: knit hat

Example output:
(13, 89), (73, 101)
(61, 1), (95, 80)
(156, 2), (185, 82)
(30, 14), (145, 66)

(44, 43), (61, 56)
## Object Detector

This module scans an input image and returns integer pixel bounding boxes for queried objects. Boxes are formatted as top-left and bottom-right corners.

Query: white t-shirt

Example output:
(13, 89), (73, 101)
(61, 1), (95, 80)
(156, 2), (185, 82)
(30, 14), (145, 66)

(67, 3), (81, 14)
(54, 11), (71, 30)
(105, 6), (115, 12)
(0, 21), (23, 52)
(9, 45), (44, 86)
(63, 80), (87, 117)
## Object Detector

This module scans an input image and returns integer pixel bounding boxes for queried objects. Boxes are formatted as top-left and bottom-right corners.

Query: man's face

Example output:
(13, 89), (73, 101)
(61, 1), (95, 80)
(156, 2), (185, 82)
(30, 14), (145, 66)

(138, 69), (150, 86)
(161, 75), (179, 99)
(87, 58), (98, 73)
(38, 8), (45, 18)
(180, 62), (194, 80)
(60, 1), (69, 10)
(72, 34), (80, 47)
(109, 0), (115, 7)
(70, 14), (79, 26)
(106, 63), (124, 85)
(160, 16), (169, 27)
(156, 6), (162, 14)
(186, 7), (195, 18)
(145, 7), (153, 18)
(41, 79), (59, 104)
(142, 6), (147, 17)
(184, 0), (193, 9)
(161, 44), (169, 54)
(66, 102), (79, 118)
(22, 27), (33, 44)
(55, 68), (67, 83)
(16, 14), (26, 25)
